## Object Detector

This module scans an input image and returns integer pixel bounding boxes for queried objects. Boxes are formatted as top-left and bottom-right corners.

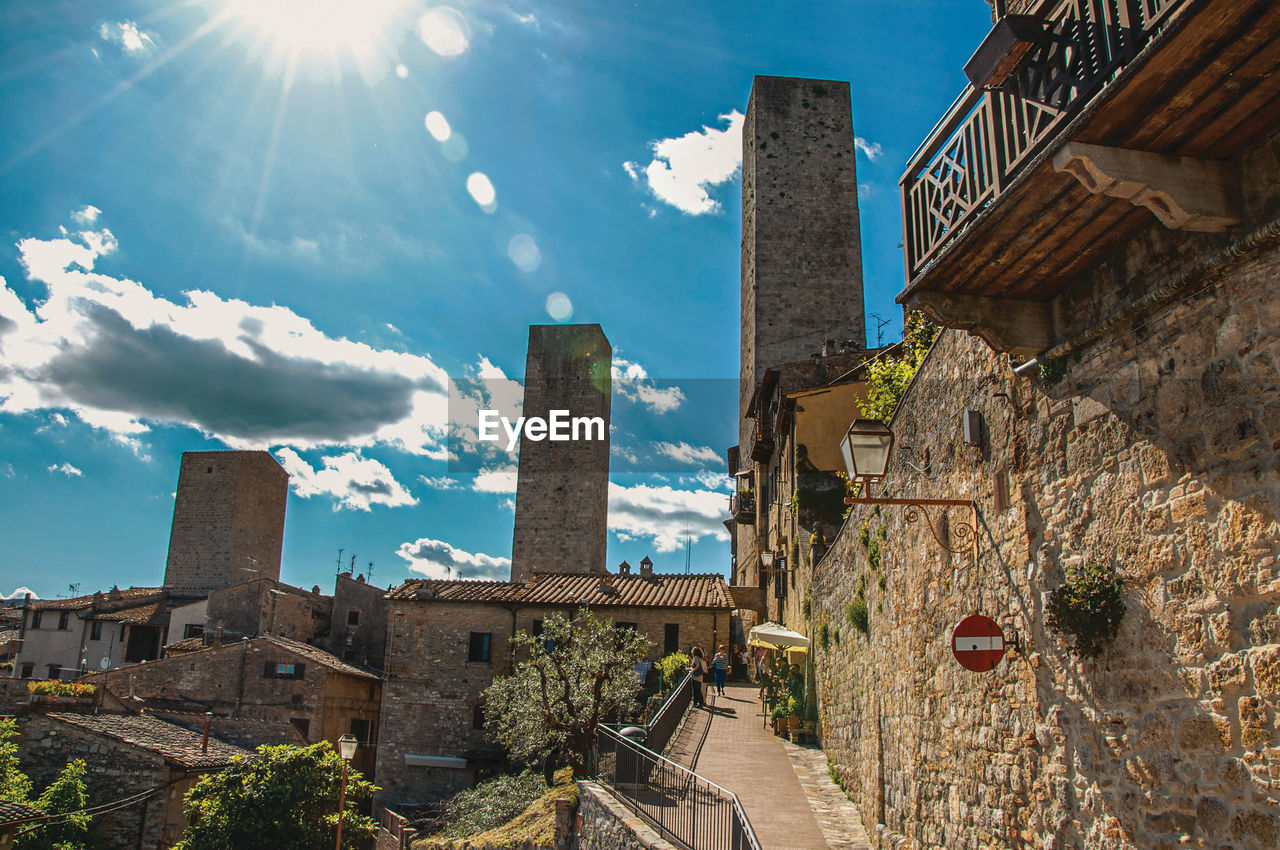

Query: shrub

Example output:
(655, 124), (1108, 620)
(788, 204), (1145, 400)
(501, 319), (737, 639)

(770, 703), (788, 722)
(655, 651), (689, 691)
(432, 771), (548, 839)
(847, 599), (869, 636)
(785, 696), (801, 717)
(858, 311), (939, 423)
(1046, 562), (1126, 659)
(28, 682), (96, 699)
(817, 621), (830, 652)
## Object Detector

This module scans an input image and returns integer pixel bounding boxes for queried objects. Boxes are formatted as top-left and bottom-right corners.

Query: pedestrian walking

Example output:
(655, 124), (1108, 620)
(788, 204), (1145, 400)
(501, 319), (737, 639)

(689, 645), (708, 707)
(711, 645), (729, 695)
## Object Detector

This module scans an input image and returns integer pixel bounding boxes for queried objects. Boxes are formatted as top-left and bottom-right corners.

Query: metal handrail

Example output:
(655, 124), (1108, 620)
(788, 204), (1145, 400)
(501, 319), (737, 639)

(644, 671), (692, 752)
(594, 724), (762, 850)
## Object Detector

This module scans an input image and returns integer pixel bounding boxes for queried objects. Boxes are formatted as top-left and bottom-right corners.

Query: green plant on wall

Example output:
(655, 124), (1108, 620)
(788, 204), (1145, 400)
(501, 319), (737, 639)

(1040, 357), (1067, 386)
(858, 311), (940, 424)
(1046, 562), (1126, 658)
(817, 620), (830, 651)
(790, 538), (800, 572)
(847, 598), (869, 636)
(801, 591), (812, 621)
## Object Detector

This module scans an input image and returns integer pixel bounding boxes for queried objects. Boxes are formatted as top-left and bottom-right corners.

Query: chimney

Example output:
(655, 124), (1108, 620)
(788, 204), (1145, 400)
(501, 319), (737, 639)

(618, 561), (631, 575)
(639, 556), (653, 577)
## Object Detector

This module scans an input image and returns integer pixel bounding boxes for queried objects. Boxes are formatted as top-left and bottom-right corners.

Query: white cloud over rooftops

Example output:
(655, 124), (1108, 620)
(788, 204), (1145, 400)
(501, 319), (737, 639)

(276, 449), (416, 511)
(608, 482), (730, 553)
(624, 110), (744, 215)
(397, 536), (511, 580)
(0, 214), (451, 457)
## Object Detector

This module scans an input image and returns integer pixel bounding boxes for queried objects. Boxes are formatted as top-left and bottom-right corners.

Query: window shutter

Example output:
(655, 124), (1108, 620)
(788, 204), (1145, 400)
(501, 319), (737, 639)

(293, 663), (305, 680)
(264, 662), (275, 678)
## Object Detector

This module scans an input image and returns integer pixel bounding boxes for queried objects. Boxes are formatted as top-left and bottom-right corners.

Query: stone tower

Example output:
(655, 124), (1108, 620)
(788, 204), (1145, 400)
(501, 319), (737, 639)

(510, 324), (612, 582)
(163, 451), (289, 595)
(740, 75), (866, 422)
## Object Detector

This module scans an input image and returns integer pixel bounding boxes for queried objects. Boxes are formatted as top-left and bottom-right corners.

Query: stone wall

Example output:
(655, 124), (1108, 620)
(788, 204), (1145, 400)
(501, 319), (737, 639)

(163, 450), (288, 594)
(809, 232), (1279, 849)
(19, 714), (171, 850)
(575, 782), (679, 850)
(206, 578), (330, 642)
(318, 572), (389, 670)
(377, 598), (728, 805)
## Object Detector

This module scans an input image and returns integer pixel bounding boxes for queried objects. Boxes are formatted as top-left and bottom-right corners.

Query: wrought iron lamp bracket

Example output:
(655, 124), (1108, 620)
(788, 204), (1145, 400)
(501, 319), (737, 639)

(844, 495), (979, 562)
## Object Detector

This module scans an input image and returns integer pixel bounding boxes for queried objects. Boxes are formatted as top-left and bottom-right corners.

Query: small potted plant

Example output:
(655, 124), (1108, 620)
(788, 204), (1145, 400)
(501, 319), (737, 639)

(770, 703), (788, 735)
(786, 696), (803, 736)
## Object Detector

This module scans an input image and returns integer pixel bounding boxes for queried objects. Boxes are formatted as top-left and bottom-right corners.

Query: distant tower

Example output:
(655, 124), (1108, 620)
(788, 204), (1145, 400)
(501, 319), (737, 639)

(510, 324), (612, 582)
(740, 75), (866, 423)
(163, 451), (289, 594)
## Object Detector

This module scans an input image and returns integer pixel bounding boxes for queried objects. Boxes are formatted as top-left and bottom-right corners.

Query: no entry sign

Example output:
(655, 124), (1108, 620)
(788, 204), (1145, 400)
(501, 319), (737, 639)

(951, 615), (1006, 672)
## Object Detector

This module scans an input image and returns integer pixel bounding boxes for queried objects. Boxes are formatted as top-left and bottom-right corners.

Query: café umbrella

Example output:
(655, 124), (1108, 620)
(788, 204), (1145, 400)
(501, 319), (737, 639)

(748, 622), (810, 652)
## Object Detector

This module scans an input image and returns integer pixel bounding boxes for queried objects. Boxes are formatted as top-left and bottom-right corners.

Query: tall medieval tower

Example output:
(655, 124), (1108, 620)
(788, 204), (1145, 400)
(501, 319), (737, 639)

(163, 450), (289, 594)
(510, 324), (612, 582)
(740, 75), (866, 428)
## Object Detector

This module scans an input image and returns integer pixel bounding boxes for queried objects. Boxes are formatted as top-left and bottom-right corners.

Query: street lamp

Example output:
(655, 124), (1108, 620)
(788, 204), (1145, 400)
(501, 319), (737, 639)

(839, 418), (979, 559)
(334, 734), (358, 850)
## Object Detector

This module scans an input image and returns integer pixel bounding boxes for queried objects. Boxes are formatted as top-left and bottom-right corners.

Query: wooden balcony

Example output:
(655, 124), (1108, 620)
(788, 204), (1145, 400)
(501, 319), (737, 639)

(897, 0), (1280, 355)
(730, 492), (756, 524)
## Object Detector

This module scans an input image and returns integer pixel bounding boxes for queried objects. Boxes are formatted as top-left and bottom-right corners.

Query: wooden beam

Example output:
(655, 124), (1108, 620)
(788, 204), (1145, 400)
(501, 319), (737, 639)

(1052, 141), (1242, 233)
(907, 291), (1055, 357)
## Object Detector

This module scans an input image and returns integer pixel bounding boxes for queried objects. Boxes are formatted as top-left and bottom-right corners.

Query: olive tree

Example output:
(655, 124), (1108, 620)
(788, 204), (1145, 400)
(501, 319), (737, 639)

(484, 608), (650, 776)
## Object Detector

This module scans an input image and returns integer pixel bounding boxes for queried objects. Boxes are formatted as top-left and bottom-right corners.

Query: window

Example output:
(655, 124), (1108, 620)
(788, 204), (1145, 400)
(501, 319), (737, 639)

(30, 611), (41, 630)
(183, 624), (204, 639)
(663, 624), (679, 656)
(90, 621), (103, 641)
(350, 717), (371, 745)
(290, 718), (310, 739)
(468, 632), (492, 663)
(347, 610), (360, 626)
(531, 620), (554, 653)
(264, 662), (306, 679)
(615, 621), (637, 632)
(472, 702), (486, 730)
(20, 664), (33, 679)
(46, 665), (59, 680)
(58, 612), (70, 630)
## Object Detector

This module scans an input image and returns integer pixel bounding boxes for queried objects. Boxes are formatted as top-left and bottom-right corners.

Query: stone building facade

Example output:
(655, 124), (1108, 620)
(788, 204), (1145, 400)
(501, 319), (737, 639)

(510, 324), (612, 582)
(19, 711), (248, 850)
(375, 567), (733, 806)
(87, 634), (381, 776)
(316, 571), (390, 670)
(740, 75), (866, 430)
(13, 587), (173, 680)
(163, 450), (288, 594)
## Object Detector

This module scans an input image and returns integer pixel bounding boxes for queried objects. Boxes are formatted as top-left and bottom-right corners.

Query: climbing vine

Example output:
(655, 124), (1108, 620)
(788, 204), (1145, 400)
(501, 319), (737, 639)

(857, 311), (940, 424)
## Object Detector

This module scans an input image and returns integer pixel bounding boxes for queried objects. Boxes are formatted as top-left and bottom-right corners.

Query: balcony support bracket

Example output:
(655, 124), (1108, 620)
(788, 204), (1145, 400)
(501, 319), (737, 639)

(1053, 142), (1242, 233)
(908, 291), (1055, 358)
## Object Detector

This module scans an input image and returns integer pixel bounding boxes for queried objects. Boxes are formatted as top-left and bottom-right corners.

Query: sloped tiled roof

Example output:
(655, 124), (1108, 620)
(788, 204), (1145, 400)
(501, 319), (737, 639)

(31, 587), (163, 611)
(0, 800), (43, 826)
(391, 572), (733, 610)
(47, 712), (250, 769)
(88, 600), (178, 625)
(258, 635), (380, 680)
(162, 637), (209, 654)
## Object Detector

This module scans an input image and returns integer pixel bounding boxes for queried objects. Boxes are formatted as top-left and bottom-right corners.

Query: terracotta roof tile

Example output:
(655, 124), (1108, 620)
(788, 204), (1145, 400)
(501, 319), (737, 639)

(391, 572), (733, 610)
(88, 601), (177, 625)
(0, 800), (43, 826)
(259, 635), (380, 680)
(47, 712), (251, 769)
(162, 637), (209, 654)
(31, 587), (163, 611)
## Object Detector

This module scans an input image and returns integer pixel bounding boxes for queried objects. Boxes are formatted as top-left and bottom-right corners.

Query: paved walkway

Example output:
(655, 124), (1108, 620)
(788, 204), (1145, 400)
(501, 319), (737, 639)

(665, 683), (871, 850)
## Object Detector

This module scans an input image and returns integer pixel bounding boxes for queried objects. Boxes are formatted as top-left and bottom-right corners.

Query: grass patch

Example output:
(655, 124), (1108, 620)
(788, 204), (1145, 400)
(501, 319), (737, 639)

(413, 768), (577, 848)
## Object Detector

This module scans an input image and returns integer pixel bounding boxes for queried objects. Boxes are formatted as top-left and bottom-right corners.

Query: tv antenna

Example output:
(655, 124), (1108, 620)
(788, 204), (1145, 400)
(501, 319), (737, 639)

(869, 313), (893, 348)
(350, 553), (358, 572)
(367, 561), (375, 583)
(336, 548), (344, 575)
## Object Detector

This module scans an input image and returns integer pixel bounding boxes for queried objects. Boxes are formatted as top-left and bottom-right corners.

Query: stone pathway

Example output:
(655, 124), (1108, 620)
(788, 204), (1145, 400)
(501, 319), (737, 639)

(664, 683), (870, 850)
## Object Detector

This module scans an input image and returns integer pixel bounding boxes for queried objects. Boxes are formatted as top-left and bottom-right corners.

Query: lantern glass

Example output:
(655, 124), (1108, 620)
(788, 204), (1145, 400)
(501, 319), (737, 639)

(760, 552), (774, 568)
(841, 419), (894, 480)
(337, 734), (358, 760)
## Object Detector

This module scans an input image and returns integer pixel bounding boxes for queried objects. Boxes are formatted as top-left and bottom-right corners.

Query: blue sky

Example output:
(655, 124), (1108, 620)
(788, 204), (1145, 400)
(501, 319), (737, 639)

(0, 0), (993, 600)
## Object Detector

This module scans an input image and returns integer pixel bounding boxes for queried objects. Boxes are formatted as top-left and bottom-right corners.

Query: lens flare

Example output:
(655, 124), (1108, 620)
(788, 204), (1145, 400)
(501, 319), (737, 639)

(507, 234), (541, 272)
(546, 292), (573, 322)
(467, 172), (496, 212)
(418, 7), (469, 57)
(424, 111), (451, 142)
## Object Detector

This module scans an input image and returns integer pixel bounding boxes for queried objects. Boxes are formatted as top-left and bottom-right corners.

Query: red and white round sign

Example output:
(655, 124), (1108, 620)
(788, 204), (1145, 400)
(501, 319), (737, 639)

(951, 615), (1006, 672)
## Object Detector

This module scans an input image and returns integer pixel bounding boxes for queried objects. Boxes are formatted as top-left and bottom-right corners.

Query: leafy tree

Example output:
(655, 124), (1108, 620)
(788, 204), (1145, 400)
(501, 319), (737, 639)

(175, 742), (376, 850)
(16, 760), (91, 850)
(857, 311), (939, 423)
(0, 718), (32, 804)
(484, 608), (650, 776)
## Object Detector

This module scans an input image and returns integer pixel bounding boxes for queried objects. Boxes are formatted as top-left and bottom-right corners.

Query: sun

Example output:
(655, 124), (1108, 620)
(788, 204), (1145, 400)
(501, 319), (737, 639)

(220, 0), (406, 64)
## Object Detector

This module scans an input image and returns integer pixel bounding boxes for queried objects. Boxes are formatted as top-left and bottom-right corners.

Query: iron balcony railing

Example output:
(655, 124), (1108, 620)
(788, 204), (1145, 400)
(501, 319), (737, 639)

(593, 724), (761, 850)
(644, 671), (693, 752)
(900, 0), (1186, 284)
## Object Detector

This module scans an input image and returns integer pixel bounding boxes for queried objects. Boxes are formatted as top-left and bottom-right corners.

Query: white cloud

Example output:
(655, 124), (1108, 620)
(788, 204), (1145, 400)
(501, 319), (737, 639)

(419, 475), (463, 490)
(855, 137), (883, 161)
(612, 358), (684, 414)
(98, 21), (155, 54)
(70, 206), (101, 226)
(47, 462), (83, 477)
(1, 587), (38, 601)
(681, 469), (733, 491)
(472, 466), (518, 494)
(0, 215), (451, 456)
(397, 536), (511, 580)
(624, 110), (744, 215)
(608, 482), (731, 553)
(276, 449), (416, 511)
(652, 441), (721, 466)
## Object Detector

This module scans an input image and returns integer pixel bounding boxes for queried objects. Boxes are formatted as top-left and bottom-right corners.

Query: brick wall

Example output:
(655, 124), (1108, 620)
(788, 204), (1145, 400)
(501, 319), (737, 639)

(376, 599), (728, 805)
(163, 451), (288, 594)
